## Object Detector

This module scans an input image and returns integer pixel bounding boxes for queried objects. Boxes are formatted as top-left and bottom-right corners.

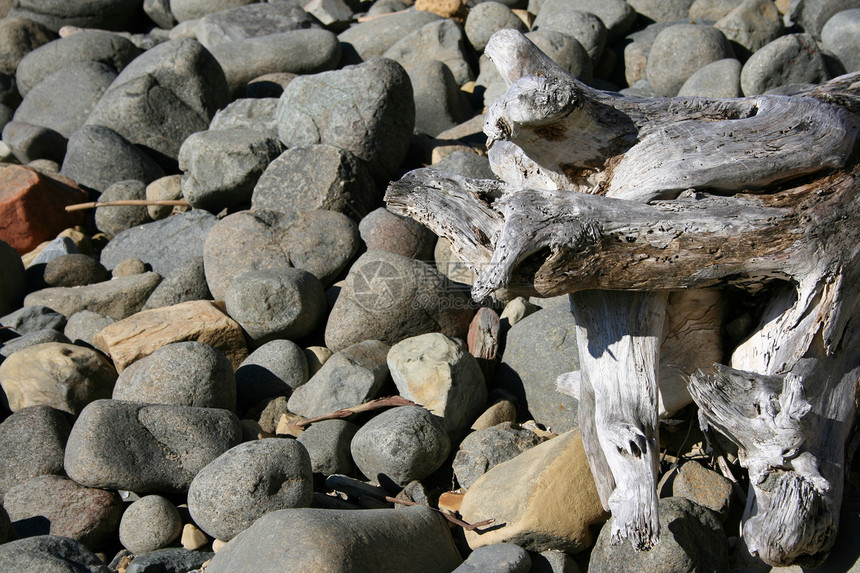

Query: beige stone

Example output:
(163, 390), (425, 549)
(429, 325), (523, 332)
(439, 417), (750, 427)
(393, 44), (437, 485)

(181, 523), (210, 550)
(304, 346), (333, 377)
(415, 0), (466, 20)
(0, 342), (117, 415)
(93, 300), (247, 372)
(470, 399), (517, 430)
(275, 413), (307, 438)
(145, 175), (184, 220)
(459, 429), (607, 552)
(212, 538), (228, 553)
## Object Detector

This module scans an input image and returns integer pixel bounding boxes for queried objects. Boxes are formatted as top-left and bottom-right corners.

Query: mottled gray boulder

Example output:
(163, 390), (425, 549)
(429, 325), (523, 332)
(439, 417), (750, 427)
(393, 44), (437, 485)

(8, 0), (142, 31)
(23, 272), (162, 320)
(95, 180), (151, 239)
(197, 2), (317, 50)
(533, 6), (606, 64)
(4, 474), (124, 548)
(785, 0), (860, 39)
(0, 535), (109, 573)
(465, 2), (528, 52)
(626, 0), (694, 22)
(203, 209), (359, 298)
(119, 495), (182, 554)
(179, 127), (282, 212)
(351, 406), (450, 486)
(714, 0), (784, 58)
(821, 9), (860, 73)
(0, 239), (25, 316)
(358, 207), (436, 261)
(64, 400), (242, 493)
(63, 311), (115, 348)
(409, 59), (463, 137)
(252, 144), (380, 220)
(112, 341), (236, 410)
(366, 0), (411, 17)
(15, 30), (141, 96)
(0, 329), (70, 359)
(276, 57), (414, 184)
(677, 58), (742, 98)
(325, 250), (474, 352)
(225, 267), (326, 344)
(0, 17), (55, 75)
(99, 210), (218, 278)
(85, 38), (230, 165)
(169, 0), (256, 22)
(388, 333), (486, 438)
(646, 23), (734, 96)
(0, 305), (65, 335)
(622, 21), (682, 87)
(60, 125), (165, 193)
(589, 497), (728, 572)
(689, 0), (743, 20)
(188, 438), (313, 541)
(210, 29), (341, 96)
(0, 405), (70, 501)
(452, 543), (531, 573)
(209, 98), (279, 137)
(296, 419), (358, 475)
(452, 422), (545, 488)
(13, 62), (116, 139)
(548, 0), (636, 41)
(740, 33), (830, 95)
(383, 19), (474, 86)
(431, 150), (495, 180)
(206, 505), (462, 573)
(0, 342), (117, 415)
(338, 9), (441, 62)
(287, 340), (389, 418)
(43, 254), (110, 288)
(235, 339), (308, 413)
(496, 305), (579, 433)
(125, 548), (214, 573)
(0, 121), (65, 164)
(141, 256), (211, 311)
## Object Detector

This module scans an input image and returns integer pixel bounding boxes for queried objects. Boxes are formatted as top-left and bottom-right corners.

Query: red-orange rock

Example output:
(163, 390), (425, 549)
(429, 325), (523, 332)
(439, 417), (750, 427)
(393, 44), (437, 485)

(0, 165), (88, 255)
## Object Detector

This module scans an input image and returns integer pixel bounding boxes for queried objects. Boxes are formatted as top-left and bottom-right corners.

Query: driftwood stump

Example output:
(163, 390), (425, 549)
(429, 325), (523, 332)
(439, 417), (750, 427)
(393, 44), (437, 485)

(385, 30), (860, 567)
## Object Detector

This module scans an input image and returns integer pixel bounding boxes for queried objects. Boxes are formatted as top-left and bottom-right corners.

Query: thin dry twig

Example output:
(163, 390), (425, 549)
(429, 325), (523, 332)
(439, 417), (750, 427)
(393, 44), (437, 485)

(386, 497), (495, 531)
(293, 396), (417, 428)
(65, 200), (191, 212)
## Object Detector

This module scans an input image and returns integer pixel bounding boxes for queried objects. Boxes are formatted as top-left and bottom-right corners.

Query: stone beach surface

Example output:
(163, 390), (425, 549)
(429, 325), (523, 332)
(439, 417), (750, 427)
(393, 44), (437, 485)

(0, 0), (859, 571)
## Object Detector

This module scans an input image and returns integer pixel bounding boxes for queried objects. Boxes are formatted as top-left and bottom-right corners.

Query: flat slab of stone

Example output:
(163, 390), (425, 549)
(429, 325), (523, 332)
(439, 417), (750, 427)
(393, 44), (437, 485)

(24, 272), (162, 320)
(93, 300), (248, 372)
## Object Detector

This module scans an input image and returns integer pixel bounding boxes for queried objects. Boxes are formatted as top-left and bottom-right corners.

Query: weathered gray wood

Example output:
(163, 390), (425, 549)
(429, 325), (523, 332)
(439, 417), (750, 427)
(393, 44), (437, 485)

(385, 29), (860, 567)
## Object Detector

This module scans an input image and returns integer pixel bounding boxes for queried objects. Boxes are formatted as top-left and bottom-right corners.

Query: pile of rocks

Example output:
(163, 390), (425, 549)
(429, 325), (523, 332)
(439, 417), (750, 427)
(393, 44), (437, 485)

(0, 0), (859, 571)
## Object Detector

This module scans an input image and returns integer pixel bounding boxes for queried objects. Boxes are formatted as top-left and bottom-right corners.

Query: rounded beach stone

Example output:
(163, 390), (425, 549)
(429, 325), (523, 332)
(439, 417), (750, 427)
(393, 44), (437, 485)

(0, 239), (25, 315)
(112, 341), (236, 410)
(388, 333), (487, 438)
(714, 0), (784, 58)
(0, 330), (71, 360)
(452, 422), (545, 488)
(383, 19), (474, 87)
(169, 0), (256, 22)
(235, 339), (309, 413)
(0, 535), (109, 573)
(0, 17), (55, 75)
(358, 207), (436, 261)
(141, 256), (211, 311)
(408, 59), (464, 137)
(206, 505), (461, 573)
(251, 144), (381, 220)
(145, 175), (183, 220)
(43, 254), (110, 288)
(740, 34), (830, 96)
(0, 121), (66, 165)
(196, 2), (318, 51)
(119, 495), (182, 554)
(821, 9), (860, 73)
(589, 497), (728, 572)
(187, 438), (313, 541)
(337, 10), (440, 63)
(0, 405), (70, 501)
(646, 23), (734, 96)
(677, 58), (742, 98)
(203, 208), (359, 298)
(63, 311), (115, 347)
(532, 6), (606, 64)
(60, 124), (165, 193)
(4, 474), (124, 548)
(0, 305), (66, 335)
(95, 180), (151, 239)
(0, 342), (117, 415)
(465, 2), (527, 52)
(276, 57), (415, 184)
(225, 267), (326, 343)
(296, 419), (358, 476)
(350, 405), (450, 486)
(15, 30), (142, 95)
(452, 543), (531, 573)
(179, 127), (283, 213)
(209, 97), (279, 136)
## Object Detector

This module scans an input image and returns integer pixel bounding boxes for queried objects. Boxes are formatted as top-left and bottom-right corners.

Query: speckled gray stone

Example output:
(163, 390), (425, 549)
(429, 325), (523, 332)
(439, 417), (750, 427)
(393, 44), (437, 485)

(125, 548), (214, 573)
(296, 419), (359, 476)
(677, 58), (742, 98)
(119, 495), (182, 554)
(95, 180), (151, 239)
(714, 0), (784, 58)
(235, 339), (309, 413)
(452, 543), (531, 573)
(0, 305), (66, 335)
(358, 207), (436, 261)
(0, 535), (109, 573)
(533, 6), (606, 64)
(0, 329), (70, 359)
(646, 23), (734, 96)
(43, 254), (110, 288)
(337, 10), (440, 62)
(196, 2), (318, 51)
(64, 400), (242, 493)
(187, 438), (313, 541)
(63, 311), (115, 348)
(465, 2), (528, 53)
(23, 272), (162, 320)
(350, 405), (450, 486)
(740, 33), (830, 95)
(452, 422), (545, 488)
(0, 405), (70, 502)
(112, 341), (236, 410)
(141, 256), (211, 311)
(383, 19), (474, 86)
(209, 98), (279, 137)
(821, 8), (860, 73)
(169, 0), (256, 22)
(408, 59), (464, 137)
(626, 0), (694, 22)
